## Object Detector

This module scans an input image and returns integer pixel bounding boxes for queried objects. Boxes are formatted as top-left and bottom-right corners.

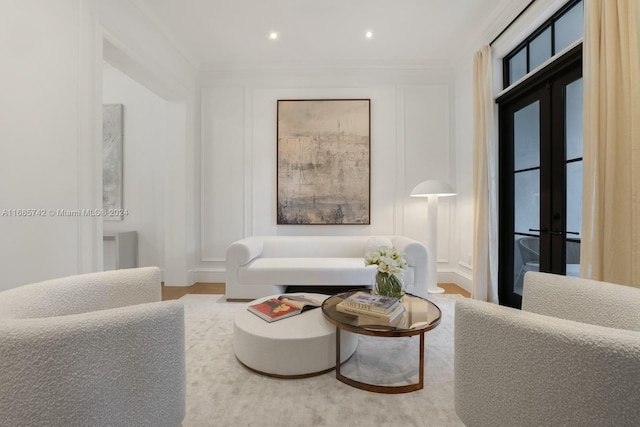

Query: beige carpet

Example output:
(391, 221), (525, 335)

(181, 293), (464, 427)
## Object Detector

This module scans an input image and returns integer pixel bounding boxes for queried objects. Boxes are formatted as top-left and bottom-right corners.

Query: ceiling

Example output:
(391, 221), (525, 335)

(139, 0), (531, 70)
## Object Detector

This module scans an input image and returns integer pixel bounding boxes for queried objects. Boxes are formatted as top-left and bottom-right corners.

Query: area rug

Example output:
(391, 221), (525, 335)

(181, 293), (465, 427)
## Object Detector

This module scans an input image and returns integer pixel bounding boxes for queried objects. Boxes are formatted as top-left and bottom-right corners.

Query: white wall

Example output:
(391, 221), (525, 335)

(0, 0), (198, 291)
(98, 0), (199, 286)
(102, 63), (167, 270)
(97, 0), (568, 289)
(198, 69), (459, 283)
(1, 0), (568, 291)
(0, 0), (100, 291)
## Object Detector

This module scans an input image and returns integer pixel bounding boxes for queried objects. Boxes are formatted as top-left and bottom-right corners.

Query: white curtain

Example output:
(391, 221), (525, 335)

(582, 0), (640, 287)
(472, 45), (499, 302)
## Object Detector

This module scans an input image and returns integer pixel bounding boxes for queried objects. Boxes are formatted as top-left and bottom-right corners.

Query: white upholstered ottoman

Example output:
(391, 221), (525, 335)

(233, 293), (358, 377)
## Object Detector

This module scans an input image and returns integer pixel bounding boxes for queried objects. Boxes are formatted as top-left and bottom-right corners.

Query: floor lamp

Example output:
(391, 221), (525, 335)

(410, 180), (456, 294)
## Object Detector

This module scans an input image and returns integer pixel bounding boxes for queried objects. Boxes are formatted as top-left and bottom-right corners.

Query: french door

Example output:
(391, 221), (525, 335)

(497, 46), (582, 308)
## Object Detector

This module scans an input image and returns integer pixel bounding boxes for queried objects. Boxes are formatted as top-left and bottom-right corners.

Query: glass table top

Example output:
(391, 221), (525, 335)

(322, 290), (442, 337)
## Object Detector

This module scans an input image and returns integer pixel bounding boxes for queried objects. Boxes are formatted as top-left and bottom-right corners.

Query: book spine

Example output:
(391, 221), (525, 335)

(343, 302), (374, 311)
(343, 300), (398, 313)
(337, 304), (401, 321)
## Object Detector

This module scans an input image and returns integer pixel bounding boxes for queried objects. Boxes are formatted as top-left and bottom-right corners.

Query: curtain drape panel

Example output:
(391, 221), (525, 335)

(472, 45), (499, 302)
(582, 0), (640, 287)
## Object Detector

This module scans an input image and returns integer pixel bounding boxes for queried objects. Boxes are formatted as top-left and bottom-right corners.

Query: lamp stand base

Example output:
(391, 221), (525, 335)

(427, 286), (446, 294)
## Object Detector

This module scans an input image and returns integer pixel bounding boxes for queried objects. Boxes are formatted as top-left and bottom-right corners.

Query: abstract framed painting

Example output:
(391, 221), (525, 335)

(277, 99), (371, 225)
(103, 104), (124, 221)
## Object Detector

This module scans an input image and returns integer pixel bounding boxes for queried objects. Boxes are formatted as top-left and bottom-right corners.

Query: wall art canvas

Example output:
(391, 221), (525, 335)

(103, 104), (123, 220)
(277, 99), (370, 225)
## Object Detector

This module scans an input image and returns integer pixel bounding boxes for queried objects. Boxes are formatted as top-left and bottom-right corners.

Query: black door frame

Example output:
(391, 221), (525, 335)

(497, 44), (582, 308)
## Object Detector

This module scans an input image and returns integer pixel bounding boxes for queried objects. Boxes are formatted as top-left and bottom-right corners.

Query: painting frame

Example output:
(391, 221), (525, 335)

(277, 99), (371, 225)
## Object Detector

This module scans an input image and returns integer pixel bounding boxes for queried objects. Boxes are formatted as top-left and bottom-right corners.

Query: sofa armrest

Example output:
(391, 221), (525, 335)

(226, 237), (264, 268)
(0, 300), (185, 427)
(391, 235), (428, 268)
(522, 271), (640, 331)
(454, 298), (640, 427)
(391, 236), (428, 296)
(225, 237), (281, 300)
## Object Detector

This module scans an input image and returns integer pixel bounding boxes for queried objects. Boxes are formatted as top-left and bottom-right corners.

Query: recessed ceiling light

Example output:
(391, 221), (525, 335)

(365, 31), (373, 39)
(269, 32), (279, 40)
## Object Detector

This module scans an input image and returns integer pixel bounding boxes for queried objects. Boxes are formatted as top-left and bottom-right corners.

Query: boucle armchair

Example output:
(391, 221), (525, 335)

(454, 271), (640, 427)
(0, 267), (185, 427)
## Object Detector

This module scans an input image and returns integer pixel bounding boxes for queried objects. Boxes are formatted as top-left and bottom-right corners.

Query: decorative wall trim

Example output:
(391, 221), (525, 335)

(395, 88), (406, 235)
(200, 257), (225, 262)
(458, 261), (473, 270)
(195, 268), (226, 284)
(199, 83), (455, 268)
(199, 90), (208, 262)
(199, 86), (246, 262)
(243, 88), (252, 238)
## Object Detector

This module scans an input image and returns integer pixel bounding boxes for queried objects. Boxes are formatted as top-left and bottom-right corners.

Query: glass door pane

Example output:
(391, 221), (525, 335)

(555, 1), (584, 53)
(565, 77), (583, 277)
(530, 27), (552, 71)
(513, 101), (541, 295)
(509, 48), (527, 84)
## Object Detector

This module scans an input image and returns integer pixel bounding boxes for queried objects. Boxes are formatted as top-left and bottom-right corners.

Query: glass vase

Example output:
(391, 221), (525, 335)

(373, 272), (404, 298)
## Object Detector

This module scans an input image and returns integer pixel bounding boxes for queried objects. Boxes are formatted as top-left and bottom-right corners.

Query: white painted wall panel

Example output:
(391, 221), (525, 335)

(0, 0), (89, 290)
(250, 87), (399, 238)
(200, 87), (245, 261)
(199, 77), (455, 274)
(402, 86), (453, 263)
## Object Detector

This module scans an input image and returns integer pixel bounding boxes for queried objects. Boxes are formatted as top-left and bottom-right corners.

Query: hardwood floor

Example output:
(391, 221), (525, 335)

(161, 283), (225, 300)
(438, 282), (471, 298)
(161, 282), (470, 300)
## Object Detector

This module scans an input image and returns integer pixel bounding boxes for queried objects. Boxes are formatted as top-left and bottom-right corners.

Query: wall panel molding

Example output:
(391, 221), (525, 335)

(198, 77), (456, 278)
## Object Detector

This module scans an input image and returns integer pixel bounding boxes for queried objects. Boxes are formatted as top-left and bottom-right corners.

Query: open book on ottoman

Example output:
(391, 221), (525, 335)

(247, 294), (325, 322)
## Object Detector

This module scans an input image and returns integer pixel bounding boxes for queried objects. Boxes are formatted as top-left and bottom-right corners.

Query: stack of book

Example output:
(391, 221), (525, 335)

(336, 291), (405, 323)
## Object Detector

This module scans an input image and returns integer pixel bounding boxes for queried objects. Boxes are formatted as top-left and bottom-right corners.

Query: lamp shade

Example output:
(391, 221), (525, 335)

(410, 180), (456, 197)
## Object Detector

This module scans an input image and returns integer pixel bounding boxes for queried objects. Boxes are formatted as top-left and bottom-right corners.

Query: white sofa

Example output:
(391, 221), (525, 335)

(454, 271), (640, 427)
(225, 235), (428, 300)
(0, 267), (185, 427)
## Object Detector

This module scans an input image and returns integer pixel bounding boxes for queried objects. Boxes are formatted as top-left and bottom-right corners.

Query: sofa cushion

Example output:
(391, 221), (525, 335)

(238, 258), (378, 286)
(259, 236), (374, 258)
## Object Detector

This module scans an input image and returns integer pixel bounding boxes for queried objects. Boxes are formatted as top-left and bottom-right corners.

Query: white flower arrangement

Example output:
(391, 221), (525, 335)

(364, 245), (408, 274)
(364, 246), (407, 298)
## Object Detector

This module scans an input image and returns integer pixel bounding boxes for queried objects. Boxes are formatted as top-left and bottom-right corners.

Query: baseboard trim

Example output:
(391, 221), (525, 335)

(195, 268), (226, 283)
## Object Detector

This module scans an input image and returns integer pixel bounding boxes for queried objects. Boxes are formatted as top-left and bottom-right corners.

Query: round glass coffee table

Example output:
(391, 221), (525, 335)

(322, 290), (441, 393)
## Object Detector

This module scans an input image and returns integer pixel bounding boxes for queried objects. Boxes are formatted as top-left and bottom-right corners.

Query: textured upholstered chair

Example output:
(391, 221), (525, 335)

(0, 267), (185, 427)
(454, 271), (640, 427)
